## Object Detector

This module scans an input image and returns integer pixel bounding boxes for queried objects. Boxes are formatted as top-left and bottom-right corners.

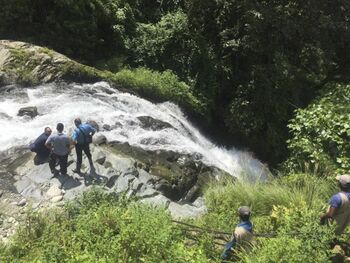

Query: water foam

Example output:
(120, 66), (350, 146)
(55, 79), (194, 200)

(0, 82), (268, 179)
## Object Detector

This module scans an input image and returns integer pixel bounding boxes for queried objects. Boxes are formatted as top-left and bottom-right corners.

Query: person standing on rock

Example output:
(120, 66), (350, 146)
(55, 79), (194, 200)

(71, 118), (96, 174)
(45, 123), (71, 176)
(221, 206), (254, 261)
(30, 127), (52, 165)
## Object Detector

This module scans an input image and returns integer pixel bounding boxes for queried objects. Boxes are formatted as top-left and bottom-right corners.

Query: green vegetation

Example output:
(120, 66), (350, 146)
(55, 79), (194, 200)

(0, 175), (343, 262)
(111, 68), (207, 119)
(2, 1), (350, 260)
(285, 83), (350, 176)
(0, 191), (208, 262)
(2, 0), (350, 164)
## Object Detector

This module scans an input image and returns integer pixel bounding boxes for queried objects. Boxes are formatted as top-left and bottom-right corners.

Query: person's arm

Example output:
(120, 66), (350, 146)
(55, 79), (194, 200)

(45, 136), (53, 150)
(71, 130), (78, 145)
(320, 194), (340, 224)
(321, 207), (336, 220)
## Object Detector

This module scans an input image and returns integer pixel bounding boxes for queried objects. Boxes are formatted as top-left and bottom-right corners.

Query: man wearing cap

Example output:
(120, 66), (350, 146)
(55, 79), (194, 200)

(221, 206), (254, 260)
(320, 174), (350, 235)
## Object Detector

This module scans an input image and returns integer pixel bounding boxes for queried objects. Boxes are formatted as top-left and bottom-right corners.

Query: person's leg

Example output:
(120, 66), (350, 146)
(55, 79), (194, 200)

(75, 144), (83, 172)
(59, 154), (68, 175)
(83, 144), (93, 167)
(34, 154), (40, 165)
(49, 152), (57, 174)
(221, 239), (235, 260)
(35, 154), (49, 165)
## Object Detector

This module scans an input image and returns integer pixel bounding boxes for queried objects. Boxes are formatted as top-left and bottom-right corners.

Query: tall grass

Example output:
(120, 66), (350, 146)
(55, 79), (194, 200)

(200, 173), (336, 232)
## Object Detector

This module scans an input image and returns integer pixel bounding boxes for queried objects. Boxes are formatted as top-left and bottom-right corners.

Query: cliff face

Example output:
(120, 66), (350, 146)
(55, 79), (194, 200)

(0, 40), (103, 86)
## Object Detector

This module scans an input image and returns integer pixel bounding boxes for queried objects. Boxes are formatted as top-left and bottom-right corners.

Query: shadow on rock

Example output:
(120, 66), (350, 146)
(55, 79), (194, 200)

(55, 174), (82, 190)
(83, 166), (108, 186)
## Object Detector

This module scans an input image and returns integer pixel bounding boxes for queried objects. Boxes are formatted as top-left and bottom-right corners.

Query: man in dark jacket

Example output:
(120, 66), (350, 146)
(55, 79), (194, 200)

(30, 127), (52, 165)
(71, 118), (96, 174)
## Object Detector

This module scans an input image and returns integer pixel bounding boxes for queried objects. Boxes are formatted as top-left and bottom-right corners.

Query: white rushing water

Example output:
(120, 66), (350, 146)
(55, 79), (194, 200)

(0, 82), (268, 179)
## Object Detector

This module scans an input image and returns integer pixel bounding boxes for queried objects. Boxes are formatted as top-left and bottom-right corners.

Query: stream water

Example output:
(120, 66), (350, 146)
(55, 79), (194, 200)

(0, 82), (268, 179)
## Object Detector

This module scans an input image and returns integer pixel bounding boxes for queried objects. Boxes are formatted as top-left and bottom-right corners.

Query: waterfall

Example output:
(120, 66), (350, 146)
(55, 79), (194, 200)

(0, 82), (268, 179)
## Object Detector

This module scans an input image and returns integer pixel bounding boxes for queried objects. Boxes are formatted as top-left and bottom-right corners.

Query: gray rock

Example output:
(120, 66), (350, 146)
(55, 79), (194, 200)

(138, 169), (154, 185)
(131, 178), (143, 191)
(115, 174), (135, 193)
(137, 116), (173, 131)
(21, 186), (42, 201)
(106, 175), (119, 188)
(15, 177), (32, 193)
(18, 106), (38, 118)
(102, 124), (111, 131)
(46, 185), (62, 198)
(136, 186), (158, 198)
(17, 198), (27, 206)
(108, 156), (137, 176)
(192, 197), (206, 208)
(93, 134), (107, 145)
(141, 195), (170, 208)
(167, 202), (207, 219)
(51, 196), (63, 203)
(26, 164), (52, 184)
(94, 151), (106, 165)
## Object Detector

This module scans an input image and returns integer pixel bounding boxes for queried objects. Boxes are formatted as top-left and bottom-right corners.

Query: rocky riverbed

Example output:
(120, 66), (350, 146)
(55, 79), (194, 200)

(0, 135), (229, 242)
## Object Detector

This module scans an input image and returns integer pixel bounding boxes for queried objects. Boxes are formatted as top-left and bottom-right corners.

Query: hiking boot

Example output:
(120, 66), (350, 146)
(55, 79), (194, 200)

(72, 168), (81, 174)
(51, 169), (59, 178)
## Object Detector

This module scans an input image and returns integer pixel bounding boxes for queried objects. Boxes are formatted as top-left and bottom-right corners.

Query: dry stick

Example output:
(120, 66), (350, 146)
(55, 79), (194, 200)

(173, 220), (277, 238)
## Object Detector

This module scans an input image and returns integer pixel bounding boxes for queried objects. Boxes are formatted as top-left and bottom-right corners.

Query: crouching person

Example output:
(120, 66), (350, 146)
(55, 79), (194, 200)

(221, 206), (254, 261)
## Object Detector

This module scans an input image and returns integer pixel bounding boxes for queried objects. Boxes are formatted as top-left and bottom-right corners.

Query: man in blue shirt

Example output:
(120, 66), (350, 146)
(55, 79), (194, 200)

(30, 127), (52, 165)
(71, 118), (96, 174)
(321, 174), (350, 234)
(221, 206), (254, 260)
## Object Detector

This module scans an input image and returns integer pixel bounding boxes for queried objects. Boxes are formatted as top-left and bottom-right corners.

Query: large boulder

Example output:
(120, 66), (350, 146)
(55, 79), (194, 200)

(0, 40), (103, 86)
(17, 106), (38, 118)
(137, 116), (173, 131)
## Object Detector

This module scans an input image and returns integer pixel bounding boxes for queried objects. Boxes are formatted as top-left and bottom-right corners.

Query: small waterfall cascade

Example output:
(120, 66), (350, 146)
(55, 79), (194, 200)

(0, 82), (268, 179)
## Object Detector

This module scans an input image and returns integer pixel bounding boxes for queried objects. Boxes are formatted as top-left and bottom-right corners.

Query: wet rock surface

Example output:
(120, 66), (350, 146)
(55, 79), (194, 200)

(17, 106), (38, 118)
(0, 140), (225, 242)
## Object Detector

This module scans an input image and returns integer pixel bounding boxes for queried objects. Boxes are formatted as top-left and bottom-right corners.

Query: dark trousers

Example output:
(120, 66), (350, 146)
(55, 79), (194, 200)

(34, 154), (49, 165)
(75, 143), (93, 171)
(49, 152), (68, 175)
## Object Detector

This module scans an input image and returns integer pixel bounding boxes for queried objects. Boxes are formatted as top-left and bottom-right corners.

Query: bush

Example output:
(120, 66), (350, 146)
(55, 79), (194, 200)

(112, 67), (208, 119)
(194, 174), (337, 262)
(241, 203), (336, 263)
(0, 190), (210, 262)
(285, 83), (350, 175)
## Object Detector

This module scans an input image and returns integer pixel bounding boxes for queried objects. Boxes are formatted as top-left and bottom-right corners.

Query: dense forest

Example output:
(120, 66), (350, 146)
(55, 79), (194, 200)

(2, 0), (350, 261)
(3, 0), (350, 167)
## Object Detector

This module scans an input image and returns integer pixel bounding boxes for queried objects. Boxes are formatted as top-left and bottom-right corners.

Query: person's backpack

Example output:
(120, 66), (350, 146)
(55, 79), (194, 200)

(78, 127), (93, 144)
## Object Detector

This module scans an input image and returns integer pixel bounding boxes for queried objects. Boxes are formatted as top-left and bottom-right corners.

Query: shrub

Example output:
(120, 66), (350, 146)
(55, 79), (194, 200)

(285, 83), (350, 175)
(112, 67), (208, 119)
(0, 190), (210, 262)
